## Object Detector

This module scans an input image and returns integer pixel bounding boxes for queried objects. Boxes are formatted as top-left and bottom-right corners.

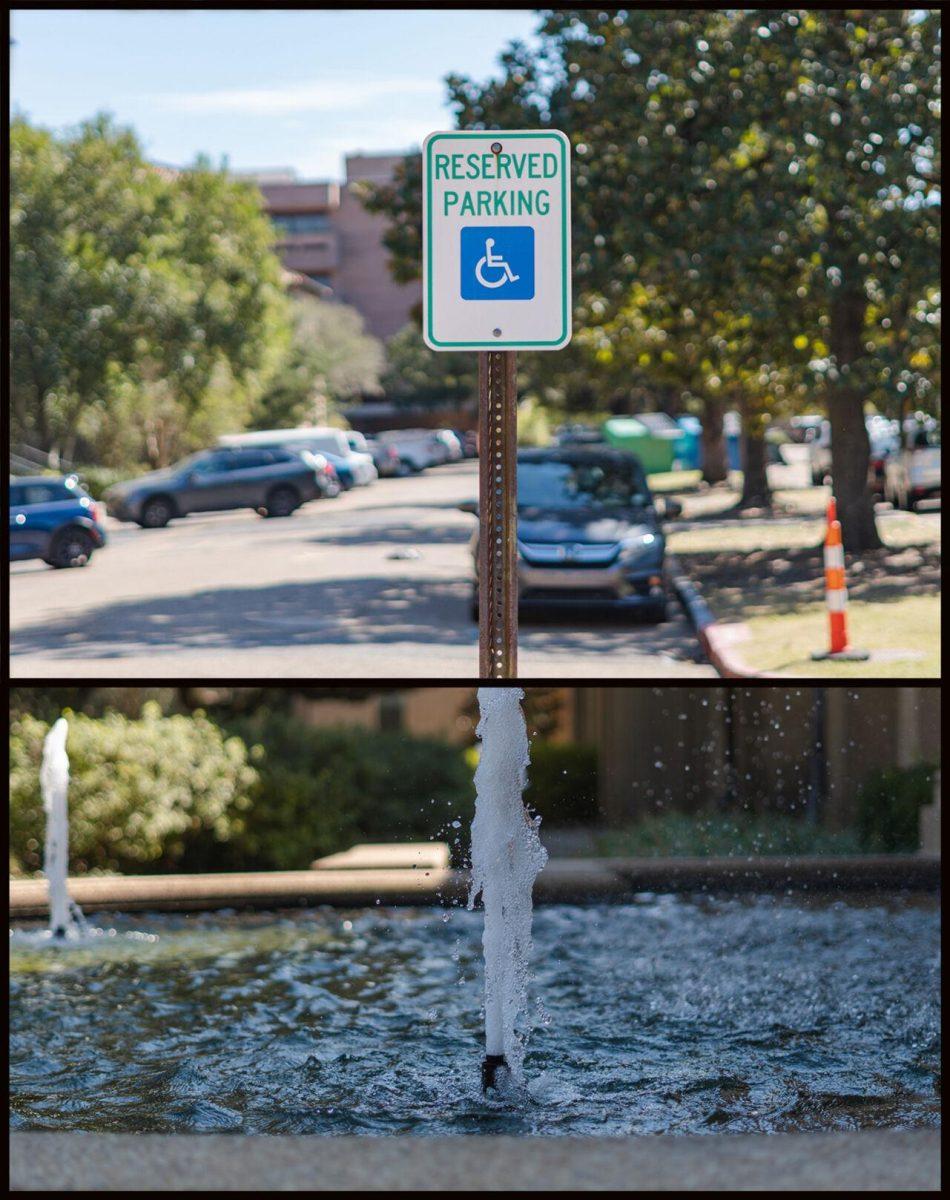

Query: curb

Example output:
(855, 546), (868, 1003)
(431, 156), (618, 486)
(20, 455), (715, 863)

(9, 1130), (941, 1191)
(668, 553), (777, 679)
(9, 856), (940, 918)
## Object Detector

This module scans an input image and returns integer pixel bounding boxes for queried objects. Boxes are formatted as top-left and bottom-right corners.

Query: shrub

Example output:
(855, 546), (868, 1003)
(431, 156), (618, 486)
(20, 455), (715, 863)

(596, 810), (862, 858)
(217, 712), (474, 870)
(9, 703), (257, 874)
(855, 763), (937, 853)
(72, 465), (145, 501)
(523, 742), (599, 826)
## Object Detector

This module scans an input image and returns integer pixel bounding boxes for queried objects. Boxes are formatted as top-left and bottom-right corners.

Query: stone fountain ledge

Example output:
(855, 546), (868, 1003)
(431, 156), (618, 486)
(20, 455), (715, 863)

(9, 1130), (940, 1191)
(8, 853), (940, 917)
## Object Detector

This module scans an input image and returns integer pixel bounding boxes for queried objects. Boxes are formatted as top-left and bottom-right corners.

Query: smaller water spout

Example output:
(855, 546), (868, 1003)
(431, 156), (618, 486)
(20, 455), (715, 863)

(40, 718), (86, 941)
(468, 687), (548, 1090)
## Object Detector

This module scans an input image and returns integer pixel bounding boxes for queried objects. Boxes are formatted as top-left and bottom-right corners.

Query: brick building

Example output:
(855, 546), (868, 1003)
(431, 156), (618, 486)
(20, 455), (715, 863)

(245, 154), (420, 341)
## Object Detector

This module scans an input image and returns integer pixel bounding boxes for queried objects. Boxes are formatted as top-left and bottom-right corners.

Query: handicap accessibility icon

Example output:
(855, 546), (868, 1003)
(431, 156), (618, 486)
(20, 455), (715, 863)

(476, 239), (520, 288)
(461, 226), (535, 301)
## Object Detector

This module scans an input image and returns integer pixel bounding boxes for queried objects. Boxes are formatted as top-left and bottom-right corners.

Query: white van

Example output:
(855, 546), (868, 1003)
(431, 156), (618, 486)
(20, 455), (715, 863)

(219, 427), (377, 486)
(376, 428), (448, 472)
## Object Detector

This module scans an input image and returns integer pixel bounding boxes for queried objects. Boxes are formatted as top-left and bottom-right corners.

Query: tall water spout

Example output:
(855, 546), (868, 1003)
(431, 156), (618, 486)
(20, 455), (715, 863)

(40, 718), (85, 940)
(468, 687), (548, 1089)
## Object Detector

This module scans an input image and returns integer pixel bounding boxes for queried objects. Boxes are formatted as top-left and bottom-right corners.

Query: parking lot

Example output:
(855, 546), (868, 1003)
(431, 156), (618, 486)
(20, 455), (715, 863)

(9, 461), (714, 679)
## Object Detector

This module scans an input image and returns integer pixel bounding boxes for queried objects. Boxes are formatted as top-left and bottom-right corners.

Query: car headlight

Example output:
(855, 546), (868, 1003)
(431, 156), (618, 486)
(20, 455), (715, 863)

(618, 533), (661, 565)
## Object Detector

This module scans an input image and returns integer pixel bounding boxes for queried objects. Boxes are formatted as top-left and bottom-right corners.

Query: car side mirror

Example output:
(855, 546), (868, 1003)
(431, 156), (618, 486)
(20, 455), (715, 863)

(457, 500), (478, 516)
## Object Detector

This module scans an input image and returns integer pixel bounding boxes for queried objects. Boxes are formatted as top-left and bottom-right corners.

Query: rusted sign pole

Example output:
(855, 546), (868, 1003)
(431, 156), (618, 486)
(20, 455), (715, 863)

(478, 350), (518, 678)
(422, 129), (571, 680)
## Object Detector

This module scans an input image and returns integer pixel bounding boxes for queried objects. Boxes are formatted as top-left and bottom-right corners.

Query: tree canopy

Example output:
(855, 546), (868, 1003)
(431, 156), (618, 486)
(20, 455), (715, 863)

(364, 9), (941, 548)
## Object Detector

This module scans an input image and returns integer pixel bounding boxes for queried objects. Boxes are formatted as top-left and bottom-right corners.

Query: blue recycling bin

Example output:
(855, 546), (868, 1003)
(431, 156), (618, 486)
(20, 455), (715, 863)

(675, 416), (702, 471)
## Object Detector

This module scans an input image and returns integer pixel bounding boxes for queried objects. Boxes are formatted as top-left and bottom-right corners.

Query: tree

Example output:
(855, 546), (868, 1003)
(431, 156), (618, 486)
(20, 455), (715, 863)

(11, 113), (294, 468)
(365, 10), (940, 548)
(380, 323), (477, 408)
(251, 294), (384, 429)
(700, 8), (941, 546)
(10, 115), (162, 462)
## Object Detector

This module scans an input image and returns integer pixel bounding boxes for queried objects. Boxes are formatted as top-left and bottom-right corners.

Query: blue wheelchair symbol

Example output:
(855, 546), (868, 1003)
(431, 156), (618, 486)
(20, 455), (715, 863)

(461, 226), (535, 300)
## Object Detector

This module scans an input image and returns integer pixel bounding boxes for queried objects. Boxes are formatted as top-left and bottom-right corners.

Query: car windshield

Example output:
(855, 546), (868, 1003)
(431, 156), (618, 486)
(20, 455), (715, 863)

(172, 452), (208, 472)
(518, 459), (649, 511)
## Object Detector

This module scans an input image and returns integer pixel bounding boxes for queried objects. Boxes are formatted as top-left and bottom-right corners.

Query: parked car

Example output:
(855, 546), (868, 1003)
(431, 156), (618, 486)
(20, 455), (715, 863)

(884, 419), (941, 510)
(553, 422), (604, 447)
(9, 474), (107, 568)
(463, 447), (676, 622)
(104, 446), (334, 527)
(434, 429), (463, 462)
(220, 427), (377, 487)
(803, 415), (900, 490)
(321, 450), (356, 490)
(376, 428), (450, 472)
(452, 429), (479, 459)
(364, 436), (402, 477)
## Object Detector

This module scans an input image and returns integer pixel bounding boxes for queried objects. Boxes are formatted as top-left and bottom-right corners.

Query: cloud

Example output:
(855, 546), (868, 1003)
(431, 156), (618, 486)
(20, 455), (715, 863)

(154, 76), (442, 116)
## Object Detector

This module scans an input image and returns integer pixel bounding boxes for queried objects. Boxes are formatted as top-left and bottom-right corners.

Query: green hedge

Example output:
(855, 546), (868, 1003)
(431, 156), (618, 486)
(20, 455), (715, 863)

(73, 465), (144, 501)
(9, 704), (257, 874)
(596, 811), (862, 858)
(217, 712), (474, 870)
(855, 763), (936, 853)
(524, 742), (599, 825)
(9, 707), (475, 875)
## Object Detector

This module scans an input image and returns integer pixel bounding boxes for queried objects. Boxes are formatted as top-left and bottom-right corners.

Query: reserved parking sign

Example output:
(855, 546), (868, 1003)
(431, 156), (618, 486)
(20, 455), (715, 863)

(422, 130), (571, 351)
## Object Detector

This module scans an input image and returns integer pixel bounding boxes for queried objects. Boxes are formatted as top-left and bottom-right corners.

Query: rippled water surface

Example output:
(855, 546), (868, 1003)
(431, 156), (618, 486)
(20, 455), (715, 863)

(9, 897), (940, 1135)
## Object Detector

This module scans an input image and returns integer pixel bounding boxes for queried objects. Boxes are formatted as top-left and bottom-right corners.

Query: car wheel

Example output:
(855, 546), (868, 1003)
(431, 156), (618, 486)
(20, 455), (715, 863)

(264, 485), (299, 518)
(138, 496), (174, 528)
(46, 528), (95, 569)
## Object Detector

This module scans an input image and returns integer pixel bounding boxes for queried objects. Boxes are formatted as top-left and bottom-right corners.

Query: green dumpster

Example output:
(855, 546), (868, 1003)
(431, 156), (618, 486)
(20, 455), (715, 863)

(602, 417), (678, 474)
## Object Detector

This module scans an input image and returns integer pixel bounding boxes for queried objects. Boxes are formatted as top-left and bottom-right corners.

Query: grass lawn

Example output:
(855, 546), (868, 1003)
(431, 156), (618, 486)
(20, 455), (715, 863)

(734, 594), (941, 677)
(672, 504), (941, 678)
(647, 468), (703, 493)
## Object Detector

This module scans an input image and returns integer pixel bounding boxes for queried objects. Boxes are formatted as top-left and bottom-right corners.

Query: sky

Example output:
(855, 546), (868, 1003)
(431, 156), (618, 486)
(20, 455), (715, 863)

(10, 8), (540, 179)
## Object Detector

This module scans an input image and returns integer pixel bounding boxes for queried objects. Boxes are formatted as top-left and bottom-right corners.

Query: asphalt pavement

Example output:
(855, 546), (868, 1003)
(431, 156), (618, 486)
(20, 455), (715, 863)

(9, 461), (714, 679)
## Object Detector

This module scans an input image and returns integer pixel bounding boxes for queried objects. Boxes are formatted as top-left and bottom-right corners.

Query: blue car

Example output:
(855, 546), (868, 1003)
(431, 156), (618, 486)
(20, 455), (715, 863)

(9, 475), (107, 568)
(321, 451), (356, 490)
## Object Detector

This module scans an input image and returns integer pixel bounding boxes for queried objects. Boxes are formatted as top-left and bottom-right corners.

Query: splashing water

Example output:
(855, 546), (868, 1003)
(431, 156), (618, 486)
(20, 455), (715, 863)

(40, 719), (86, 941)
(468, 687), (548, 1087)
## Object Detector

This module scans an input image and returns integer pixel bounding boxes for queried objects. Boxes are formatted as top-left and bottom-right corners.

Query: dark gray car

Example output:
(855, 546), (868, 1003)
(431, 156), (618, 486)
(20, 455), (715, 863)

(465, 447), (679, 622)
(104, 446), (333, 528)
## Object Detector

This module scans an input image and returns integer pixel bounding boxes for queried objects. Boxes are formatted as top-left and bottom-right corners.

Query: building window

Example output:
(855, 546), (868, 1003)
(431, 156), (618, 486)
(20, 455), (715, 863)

(307, 274), (333, 289)
(271, 212), (331, 235)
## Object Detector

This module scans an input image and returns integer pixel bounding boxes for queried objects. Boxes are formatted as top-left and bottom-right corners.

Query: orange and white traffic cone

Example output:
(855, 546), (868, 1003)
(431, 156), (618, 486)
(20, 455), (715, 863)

(811, 497), (869, 661)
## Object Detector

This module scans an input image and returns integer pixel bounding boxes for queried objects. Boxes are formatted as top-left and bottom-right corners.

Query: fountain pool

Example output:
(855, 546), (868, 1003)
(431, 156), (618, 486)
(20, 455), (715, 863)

(9, 894), (940, 1136)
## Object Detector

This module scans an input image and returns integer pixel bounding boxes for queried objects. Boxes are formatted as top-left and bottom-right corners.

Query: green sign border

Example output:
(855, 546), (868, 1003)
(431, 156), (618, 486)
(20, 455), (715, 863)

(424, 131), (570, 350)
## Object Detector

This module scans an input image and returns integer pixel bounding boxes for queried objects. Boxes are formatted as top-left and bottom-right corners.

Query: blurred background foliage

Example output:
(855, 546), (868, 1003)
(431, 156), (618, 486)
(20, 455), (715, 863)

(7, 688), (936, 875)
(10, 115), (383, 473)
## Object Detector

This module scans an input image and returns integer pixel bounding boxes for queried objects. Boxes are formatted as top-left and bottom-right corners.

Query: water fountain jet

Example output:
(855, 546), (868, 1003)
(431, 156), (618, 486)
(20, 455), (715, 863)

(40, 718), (86, 941)
(468, 687), (547, 1091)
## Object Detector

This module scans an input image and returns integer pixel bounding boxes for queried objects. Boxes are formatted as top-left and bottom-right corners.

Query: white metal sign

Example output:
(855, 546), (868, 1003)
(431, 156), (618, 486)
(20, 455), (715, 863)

(422, 130), (572, 352)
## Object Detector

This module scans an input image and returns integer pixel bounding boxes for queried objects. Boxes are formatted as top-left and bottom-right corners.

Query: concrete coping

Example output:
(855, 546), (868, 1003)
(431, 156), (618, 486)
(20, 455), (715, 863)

(8, 854), (939, 918)
(8, 1130), (941, 1191)
(312, 842), (451, 871)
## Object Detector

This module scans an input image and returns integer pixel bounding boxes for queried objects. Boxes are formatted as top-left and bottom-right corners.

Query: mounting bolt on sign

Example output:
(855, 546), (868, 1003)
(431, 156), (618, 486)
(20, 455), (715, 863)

(422, 130), (572, 678)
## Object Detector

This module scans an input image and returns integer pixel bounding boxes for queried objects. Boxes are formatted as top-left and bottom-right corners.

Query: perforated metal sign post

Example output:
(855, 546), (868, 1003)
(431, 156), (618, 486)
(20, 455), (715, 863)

(422, 130), (572, 678)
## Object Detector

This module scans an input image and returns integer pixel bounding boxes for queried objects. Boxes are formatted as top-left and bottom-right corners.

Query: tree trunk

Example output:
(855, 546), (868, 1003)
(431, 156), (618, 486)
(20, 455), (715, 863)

(700, 395), (729, 484)
(828, 295), (882, 552)
(738, 398), (771, 509)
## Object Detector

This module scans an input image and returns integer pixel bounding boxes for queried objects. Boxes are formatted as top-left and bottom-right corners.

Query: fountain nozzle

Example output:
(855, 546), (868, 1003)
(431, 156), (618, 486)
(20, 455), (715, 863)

(52, 926), (66, 941)
(482, 1053), (508, 1091)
